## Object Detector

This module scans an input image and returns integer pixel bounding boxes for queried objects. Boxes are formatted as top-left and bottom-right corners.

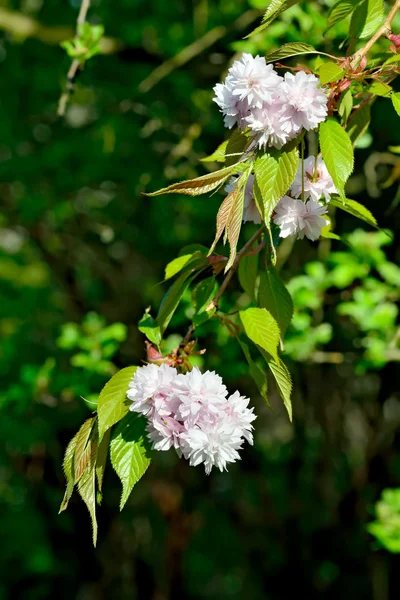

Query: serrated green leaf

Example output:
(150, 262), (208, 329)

(330, 196), (378, 227)
(145, 164), (239, 196)
(266, 354), (293, 421)
(347, 103), (371, 145)
(248, 0), (301, 37)
(225, 178), (246, 272)
(59, 432), (79, 513)
(201, 131), (249, 165)
(326, 0), (361, 31)
(392, 93), (400, 117)
(238, 251), (259, 302)
(77, 465), (98, 546)
(97, 367), (137, 440)
(240, 307), (280, 361)
(265, 43), (318, 64)
(236, 335), (269, 405)
(96, 429), (110, 504)
(319, 118), (354, 199)
(258, 268), (293, 336)
(338, 89), (354, 123)
(110, 412), (152, 510)
(350, 0), (384, 39)
(254, 148), (299, 223)
(138, 312), (162, 346)
(192, 277), (216, 314)
(319, 62), (345, 85)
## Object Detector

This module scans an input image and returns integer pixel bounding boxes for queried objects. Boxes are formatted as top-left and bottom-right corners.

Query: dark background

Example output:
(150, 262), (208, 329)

(1, 1), (400, 599)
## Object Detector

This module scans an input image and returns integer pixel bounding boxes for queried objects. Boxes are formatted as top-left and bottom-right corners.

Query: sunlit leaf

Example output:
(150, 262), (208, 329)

(392, 93), (400, 117)
(157, 269), (199, 334)
(96, 429), (110, 504)
(240, 307), (280, 361)
(59, 432), (79, 513)
(247, 0), (301, 37)
(319, 62), (345, 85)
(138, 312), (162, 346)
(319, 118), (354, 199)
(326, 0), (362, 31)
(97, 367), (137, 440)
(350, 0), (384, 39)
(74, 417), (97, 483)
(77, 464), (98, 546)
(338, 89), (354, 123)
(236, 335), (269, 405)
(254, 148), (299, 223)
(110, 412), (152, 510)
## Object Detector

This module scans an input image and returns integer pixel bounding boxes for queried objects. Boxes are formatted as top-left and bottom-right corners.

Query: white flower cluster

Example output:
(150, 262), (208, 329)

(127, 364), (256, 475)
(225, 156), (336, 241)
(214, 54), (328, 148)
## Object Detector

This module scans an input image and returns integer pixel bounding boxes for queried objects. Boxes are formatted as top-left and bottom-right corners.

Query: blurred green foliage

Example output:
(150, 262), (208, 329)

(1, 0), (400, 599)
(368, 488), (400, 553)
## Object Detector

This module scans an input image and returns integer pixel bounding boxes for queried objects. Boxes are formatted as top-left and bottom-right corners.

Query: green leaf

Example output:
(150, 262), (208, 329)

(319, 118), (354, 199)
(347, 103), (371, 145)
(338, 89), (354, 123)
(157, 269), (198, 334)
(266, 354), (293, 421)
(201, 130), (249, 166)
(265, 43), (318, 64)
(97, 367), (137, 440)
(77, 465), (98, 546)
(138, 312), (162, 346)
(192, 277), (216, 314)
(145, 164), (239, 196)
(201, 140), (229, 163)
(225, 177), (246, 272)
(110, 412), (152, 510)
(326, 0), (362, 31)
(369, 80), (392, 97)
(258, 267), (293, 336)
(165, 254), (194, 280)
(330, 196), (378, 227)
(319, 62), (345, 85)
(240, 307), (280, 361)
(248, 0), (301, 37)
(392, 93), (400, 117)
(238, 251), (259, 302)
(192, 306), (217, 328)
(350, 0), (384, 39)
(96, 429), (110, 504)
(254, 148), (299, 223)
(236, 335), (269, 405)
(59, 432), (79, 513)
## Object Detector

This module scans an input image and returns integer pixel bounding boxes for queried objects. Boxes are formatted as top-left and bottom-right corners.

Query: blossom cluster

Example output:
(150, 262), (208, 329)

(127, 364), (256, 474)
(225, 155), (336, 241)
(214, 53), (328, 148)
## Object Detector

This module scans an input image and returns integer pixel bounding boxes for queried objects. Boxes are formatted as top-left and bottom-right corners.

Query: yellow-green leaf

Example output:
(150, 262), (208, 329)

(319, 62), (345, 85)
(265, 43), (318, 64)
(240, 307), (280, 361)
(97, 367), (137, 440)
(258, 268), (293, 336)
(392, 93), (400, 117)
(330, 197), (377, 227)
(110, 412), (152, 510)
(319, 118), (354, 198)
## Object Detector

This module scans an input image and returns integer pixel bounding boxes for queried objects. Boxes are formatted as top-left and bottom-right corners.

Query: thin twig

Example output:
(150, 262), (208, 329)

(352, 0), (400, 64)
(58, 0), (91, 117)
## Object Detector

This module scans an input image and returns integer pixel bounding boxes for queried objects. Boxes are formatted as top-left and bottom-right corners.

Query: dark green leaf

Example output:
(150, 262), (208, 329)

(157, 270), (198, 334)
(258, 267), (293, 336)
(237, 335), (269, 405)
(347, 103), (371, 145)
(350, 0), (383, 39)
(330, 196), (378, 227)
(238, 251), (259, 302)
(192, 277), (216, 314)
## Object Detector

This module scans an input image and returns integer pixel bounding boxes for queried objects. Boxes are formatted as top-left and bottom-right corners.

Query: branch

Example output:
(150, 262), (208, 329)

(352, 0), (400, 63)
(57, 0), (91, 117)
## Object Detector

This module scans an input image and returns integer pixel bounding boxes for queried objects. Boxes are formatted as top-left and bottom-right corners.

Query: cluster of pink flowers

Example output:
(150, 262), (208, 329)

(127, 364), (256, 474)
(225, 155), (336, 241)
(213, 53), (328, 148)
